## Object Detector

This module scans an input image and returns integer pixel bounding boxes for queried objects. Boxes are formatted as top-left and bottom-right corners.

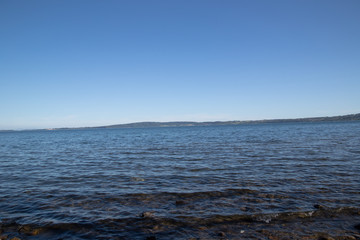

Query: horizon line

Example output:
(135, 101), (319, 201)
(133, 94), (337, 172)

(1, 112), (359, 132)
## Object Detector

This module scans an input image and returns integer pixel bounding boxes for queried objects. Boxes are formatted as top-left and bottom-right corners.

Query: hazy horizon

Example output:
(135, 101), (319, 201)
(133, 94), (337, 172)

(1, 1), (359, 130)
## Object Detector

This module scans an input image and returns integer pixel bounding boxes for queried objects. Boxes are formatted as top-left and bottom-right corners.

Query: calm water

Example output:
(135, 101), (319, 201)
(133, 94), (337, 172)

(1, 122), (360, 239)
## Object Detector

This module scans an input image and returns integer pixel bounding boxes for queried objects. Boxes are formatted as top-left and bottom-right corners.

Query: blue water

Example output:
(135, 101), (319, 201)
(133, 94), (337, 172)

(0, 122), (360, 239)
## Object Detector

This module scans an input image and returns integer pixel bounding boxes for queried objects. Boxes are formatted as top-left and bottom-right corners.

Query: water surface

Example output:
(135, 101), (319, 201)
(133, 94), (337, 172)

(1, 122), (360, 239)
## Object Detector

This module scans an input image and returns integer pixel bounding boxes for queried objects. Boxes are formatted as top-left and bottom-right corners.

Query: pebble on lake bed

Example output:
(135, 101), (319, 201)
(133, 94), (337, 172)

(175, 200), (186, 206)
(140, 212), (154, 218)
(18, 225), (41, 236)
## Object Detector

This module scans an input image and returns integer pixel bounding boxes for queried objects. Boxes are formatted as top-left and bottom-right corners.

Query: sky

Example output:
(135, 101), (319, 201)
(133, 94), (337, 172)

(1, 0), (360, 130)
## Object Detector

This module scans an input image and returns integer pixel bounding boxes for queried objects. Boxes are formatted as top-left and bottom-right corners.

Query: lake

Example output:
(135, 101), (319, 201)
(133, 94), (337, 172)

(1, 122), (360, 239)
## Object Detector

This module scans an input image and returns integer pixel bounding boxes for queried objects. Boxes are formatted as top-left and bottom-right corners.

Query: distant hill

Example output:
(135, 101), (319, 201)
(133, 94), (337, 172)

(89, 113), (360, 129)
(5, 113), (357, 131)
(252, 113), (360, 123)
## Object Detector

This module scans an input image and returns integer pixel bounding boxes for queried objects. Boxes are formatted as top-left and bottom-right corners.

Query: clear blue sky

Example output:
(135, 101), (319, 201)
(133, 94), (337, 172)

(1, 0), (359, 129)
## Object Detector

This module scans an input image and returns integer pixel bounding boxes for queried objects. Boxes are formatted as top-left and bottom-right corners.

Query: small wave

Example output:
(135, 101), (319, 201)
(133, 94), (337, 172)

(123, 188), (259, 201)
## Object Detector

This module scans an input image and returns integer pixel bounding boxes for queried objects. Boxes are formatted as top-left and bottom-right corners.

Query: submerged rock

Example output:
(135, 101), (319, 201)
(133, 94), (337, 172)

(314, 204), (326, 209)
(10, 237), (22, 240)
(175, 200), (186, 206)
(146, 236), (156, 240)
(355, 223), (360, 230)
(18, 225), (41, 236)
(317, 234), (335, 240)
(140, 212), (154, 218)
(340, 236), (356, 240)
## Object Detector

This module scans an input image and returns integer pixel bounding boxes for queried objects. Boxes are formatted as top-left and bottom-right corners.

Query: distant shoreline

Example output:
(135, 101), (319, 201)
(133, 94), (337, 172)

(2, 113), (359, 132)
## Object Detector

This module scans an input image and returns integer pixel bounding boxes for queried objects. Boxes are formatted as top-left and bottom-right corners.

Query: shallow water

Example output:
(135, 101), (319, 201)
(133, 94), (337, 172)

(0, 122), (360, 239)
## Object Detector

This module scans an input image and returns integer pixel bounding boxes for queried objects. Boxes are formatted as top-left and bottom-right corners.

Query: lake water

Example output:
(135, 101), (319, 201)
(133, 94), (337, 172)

(1, 122), (360, 239)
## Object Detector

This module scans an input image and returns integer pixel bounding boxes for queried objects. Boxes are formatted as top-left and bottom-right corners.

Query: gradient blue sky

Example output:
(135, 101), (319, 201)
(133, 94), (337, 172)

(1, 0), (359, 129)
